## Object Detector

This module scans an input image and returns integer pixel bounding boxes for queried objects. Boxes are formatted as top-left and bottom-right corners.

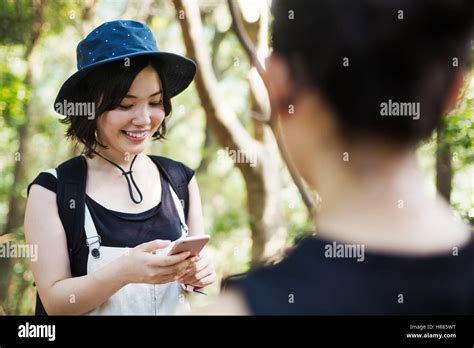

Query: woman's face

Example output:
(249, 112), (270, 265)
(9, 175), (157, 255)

(96, 64), (165, 158)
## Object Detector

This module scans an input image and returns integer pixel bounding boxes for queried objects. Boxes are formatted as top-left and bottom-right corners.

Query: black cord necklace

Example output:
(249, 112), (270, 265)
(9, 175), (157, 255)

(92, 150), (144, 204)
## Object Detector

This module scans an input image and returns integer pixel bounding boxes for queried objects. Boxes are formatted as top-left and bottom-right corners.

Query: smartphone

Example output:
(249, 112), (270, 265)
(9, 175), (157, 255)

(168, 235), (210, 256)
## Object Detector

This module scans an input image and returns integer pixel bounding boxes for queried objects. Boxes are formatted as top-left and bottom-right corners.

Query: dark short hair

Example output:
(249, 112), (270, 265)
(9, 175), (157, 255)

(271, 0), (474, 144)
(60, 56), (172, 157)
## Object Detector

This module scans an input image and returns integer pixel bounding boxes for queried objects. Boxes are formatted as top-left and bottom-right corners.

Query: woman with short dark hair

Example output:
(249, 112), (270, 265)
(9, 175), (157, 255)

(205, 0), (474, 315)
(25, 20), (216, 315)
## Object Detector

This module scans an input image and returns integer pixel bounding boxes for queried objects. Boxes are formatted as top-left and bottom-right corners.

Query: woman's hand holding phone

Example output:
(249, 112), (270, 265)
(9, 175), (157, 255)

(166, 235), (216, 290)
(117, 239), (199, 285)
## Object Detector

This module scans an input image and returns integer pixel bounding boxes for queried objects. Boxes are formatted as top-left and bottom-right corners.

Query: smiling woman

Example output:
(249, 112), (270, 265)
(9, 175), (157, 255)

(60, 56), (173, 158)
(23, 20), (216, 316)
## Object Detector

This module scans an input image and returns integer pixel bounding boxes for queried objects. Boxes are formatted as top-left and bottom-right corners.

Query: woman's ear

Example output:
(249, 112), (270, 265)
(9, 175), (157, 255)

(265, 53), (294, 115)
(444, 71), (469, 113)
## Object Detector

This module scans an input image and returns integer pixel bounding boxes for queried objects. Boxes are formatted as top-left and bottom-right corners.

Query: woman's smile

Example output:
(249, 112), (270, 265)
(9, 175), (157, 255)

(121, 130), (149, 142)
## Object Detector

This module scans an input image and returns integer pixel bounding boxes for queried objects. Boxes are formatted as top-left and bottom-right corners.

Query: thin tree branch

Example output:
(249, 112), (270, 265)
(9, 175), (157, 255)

(172, 0), (262, 171)
(228, 0), (265, 76)
(228, 0), (316, 216)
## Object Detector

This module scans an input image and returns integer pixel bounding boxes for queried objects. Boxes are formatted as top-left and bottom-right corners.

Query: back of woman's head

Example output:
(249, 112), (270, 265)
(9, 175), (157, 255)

(271, 0), (474, 144)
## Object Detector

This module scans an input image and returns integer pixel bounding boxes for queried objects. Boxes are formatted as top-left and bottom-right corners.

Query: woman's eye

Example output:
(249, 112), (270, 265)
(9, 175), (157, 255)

(150, 100), (163, 107)
(119, 104), (134, 110)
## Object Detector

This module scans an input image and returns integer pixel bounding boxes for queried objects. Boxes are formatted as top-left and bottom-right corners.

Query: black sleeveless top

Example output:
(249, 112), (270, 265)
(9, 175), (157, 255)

(27, 157), (194, 315)
(233, 234), (474, 315)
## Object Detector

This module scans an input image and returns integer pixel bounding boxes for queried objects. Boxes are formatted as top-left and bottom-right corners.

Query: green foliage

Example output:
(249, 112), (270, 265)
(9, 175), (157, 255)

(444, 88), (474, 166)
(43, 0), (82, 36)
(0, 0), (34, 45)
(0, 58), (28, 128)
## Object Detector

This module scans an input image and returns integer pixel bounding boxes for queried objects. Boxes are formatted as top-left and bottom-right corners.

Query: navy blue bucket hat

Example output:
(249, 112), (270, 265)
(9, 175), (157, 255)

(54, 20), (196, 115)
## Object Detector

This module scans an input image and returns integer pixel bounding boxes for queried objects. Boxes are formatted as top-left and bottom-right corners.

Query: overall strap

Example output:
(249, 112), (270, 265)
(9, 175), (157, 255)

(84, 201), (101, 258)
(167, 183), (189, 237)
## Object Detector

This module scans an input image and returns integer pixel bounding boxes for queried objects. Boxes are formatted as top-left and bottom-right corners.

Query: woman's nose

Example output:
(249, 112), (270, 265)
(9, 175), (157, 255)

(133, 105), (152, 126)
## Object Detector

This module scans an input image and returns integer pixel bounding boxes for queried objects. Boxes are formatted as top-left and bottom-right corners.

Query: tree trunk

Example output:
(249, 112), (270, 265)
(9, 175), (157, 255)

(3, 0), (44, 236)
(173, 0), (287, 265)
(227, 0), (316, 218)
(0, 0), (45, 311)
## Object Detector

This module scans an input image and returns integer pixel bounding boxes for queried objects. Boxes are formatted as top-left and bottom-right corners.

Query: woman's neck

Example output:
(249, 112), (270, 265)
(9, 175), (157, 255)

(311, 146), (469, 254)
(316, 148), (422, 216)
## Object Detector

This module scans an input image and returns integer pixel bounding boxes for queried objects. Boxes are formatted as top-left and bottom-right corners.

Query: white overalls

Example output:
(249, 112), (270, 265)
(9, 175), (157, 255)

(45, 168), (190, 315)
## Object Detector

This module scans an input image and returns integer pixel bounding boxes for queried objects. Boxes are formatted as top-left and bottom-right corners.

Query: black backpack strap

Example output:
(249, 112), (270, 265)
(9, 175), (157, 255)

(56, 156), (87, 257)
(55, 155), (189, 254)
(148, 155), (191, 220)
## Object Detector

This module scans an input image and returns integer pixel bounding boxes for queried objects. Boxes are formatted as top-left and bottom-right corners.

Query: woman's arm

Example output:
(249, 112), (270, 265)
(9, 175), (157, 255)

(25, 184), (193, 315)
(24, 184), (128, 315)
(186, 176), (204, 236)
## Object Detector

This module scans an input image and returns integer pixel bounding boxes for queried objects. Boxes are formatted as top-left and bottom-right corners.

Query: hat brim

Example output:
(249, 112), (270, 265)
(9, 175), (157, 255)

(54, 51), (196, 115)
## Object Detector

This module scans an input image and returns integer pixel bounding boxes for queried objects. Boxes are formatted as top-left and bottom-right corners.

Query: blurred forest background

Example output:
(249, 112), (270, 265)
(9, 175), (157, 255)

(0, 0), (473, 315)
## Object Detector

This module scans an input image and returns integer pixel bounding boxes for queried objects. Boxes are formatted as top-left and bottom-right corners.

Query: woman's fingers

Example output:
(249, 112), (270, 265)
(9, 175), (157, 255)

(193, 265), (214, 282)
(155, 251), (192, 267)
(154, 255), (198, 279)
(152, 265), (188, 284)
(188, 256), (207, 274)
(177, 257), (206, 283)
(179, 262), (213, 284)
(137, 239), (171, 253)
(188, 270), (217, 288)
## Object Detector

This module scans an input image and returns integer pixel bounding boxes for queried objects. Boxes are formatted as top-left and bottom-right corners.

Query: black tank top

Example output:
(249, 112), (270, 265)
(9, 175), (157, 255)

(233, 234), (474, 315)
(27, 158), (194, 315)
